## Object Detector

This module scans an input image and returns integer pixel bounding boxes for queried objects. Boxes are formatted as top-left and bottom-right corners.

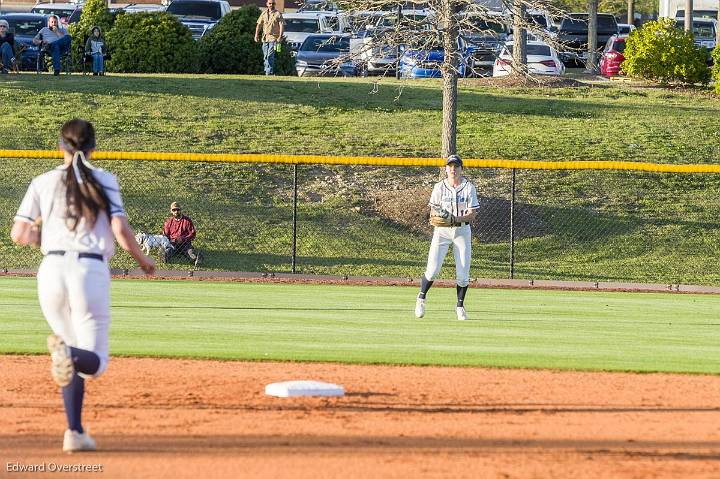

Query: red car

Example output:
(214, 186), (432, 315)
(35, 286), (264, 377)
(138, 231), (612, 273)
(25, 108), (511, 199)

(600, 35), (627, 77)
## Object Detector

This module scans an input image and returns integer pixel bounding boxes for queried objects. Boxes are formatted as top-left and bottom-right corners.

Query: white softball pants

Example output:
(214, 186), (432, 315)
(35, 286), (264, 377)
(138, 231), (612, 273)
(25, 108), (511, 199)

(424, 224), (472, 287)
(37, 253), (111, 379)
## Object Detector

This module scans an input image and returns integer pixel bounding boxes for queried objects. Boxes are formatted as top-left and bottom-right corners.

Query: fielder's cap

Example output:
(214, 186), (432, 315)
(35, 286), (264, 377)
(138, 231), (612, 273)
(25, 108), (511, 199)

(446, 154), (463, 167)
(170, 201), (181, 210)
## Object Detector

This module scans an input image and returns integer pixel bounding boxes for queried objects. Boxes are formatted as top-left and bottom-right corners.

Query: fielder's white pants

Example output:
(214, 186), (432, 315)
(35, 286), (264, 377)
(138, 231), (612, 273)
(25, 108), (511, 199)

(37, 254), (111, 379)
(423, 224), (472, 287)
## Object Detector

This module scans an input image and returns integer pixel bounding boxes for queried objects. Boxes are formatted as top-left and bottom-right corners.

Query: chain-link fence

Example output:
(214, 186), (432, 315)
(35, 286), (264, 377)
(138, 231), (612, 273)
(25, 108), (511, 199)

(3, 157), (720, 285)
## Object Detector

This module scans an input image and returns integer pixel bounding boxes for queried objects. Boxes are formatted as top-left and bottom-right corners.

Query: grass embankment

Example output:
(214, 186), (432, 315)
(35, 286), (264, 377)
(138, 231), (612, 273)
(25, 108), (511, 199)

(3, 276), (720, 373)
(0, 75), (719, 283)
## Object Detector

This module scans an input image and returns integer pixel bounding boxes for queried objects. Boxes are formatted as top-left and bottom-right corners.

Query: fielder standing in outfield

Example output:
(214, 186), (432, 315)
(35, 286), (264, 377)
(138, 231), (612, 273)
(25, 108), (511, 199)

(415, 155), (480, 321)
(10, 118), (155, 452)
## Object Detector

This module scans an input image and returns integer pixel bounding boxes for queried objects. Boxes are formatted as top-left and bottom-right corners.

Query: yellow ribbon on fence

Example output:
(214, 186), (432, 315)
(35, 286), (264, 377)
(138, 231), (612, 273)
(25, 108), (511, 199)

(1, 149), (719, 173)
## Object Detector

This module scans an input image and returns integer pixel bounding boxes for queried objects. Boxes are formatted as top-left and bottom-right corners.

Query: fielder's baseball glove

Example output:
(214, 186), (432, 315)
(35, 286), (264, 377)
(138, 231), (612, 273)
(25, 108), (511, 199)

(429, 215), (455, 227)
(429, 204), (450, 218)
(429, 205), (456, 227)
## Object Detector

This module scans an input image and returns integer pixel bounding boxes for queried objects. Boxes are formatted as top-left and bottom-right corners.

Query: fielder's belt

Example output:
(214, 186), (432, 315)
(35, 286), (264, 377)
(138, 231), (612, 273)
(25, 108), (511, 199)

(46, 250), (104, 261)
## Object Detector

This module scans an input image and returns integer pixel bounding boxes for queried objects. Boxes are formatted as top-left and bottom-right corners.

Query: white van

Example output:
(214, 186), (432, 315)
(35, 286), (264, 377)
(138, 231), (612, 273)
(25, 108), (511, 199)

(675, 17), (717, 49)
(659, 0), (717, 19)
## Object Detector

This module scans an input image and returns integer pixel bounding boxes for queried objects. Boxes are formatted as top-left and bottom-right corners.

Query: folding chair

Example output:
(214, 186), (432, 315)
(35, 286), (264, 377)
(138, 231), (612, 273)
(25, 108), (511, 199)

(80, 43), (92, 75)
(9, 43), (26, 73)
(36, 41), (72, 74)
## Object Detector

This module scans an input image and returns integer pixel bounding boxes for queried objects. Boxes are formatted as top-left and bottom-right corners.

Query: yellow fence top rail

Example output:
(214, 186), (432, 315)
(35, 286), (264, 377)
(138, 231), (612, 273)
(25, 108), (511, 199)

(2, 150), (719, 173)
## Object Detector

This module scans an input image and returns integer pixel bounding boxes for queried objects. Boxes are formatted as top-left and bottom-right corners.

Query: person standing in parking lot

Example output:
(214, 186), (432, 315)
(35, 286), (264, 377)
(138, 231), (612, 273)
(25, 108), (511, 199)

(254, 0), (284, 75)
(0, 20), (15, 74)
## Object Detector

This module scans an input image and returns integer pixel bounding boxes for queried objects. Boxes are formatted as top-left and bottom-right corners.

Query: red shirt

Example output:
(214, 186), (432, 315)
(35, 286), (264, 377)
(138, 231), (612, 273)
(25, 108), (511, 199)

(163, 215), (196, 244)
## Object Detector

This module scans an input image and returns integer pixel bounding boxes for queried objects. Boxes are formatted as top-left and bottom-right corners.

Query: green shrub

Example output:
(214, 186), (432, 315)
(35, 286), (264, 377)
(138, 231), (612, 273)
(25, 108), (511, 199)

(273, 39), (297, 76)
(68, 0), (114, 42)
(197, 7), (263, 74)
(713, 45), (720, 94)
(197, 6), (295, 75)
(622, 17), (711, 85)
(67, 0), (115, 71)
(106, 12), (198, 73)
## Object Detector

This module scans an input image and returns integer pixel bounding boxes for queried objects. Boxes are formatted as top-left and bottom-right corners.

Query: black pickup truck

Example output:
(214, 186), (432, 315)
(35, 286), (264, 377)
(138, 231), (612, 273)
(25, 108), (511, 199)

(557, 13), (618, 65)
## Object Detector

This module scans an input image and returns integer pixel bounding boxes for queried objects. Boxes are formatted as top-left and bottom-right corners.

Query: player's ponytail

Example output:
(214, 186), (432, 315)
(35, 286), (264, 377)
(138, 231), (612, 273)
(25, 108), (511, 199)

(60, 119), (112, 231)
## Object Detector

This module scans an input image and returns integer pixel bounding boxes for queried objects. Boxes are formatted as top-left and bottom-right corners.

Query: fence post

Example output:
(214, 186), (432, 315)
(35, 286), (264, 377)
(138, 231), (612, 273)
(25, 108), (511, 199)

(510, 168), (516, 279)
(291, 164), (298, 274)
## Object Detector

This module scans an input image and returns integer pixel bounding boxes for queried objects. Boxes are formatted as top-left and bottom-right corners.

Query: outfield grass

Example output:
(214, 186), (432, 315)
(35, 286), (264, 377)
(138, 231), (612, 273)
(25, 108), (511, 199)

(1, 75), (720, 284)
(3, 276), (720, 374)
(0, 75), (717, 162)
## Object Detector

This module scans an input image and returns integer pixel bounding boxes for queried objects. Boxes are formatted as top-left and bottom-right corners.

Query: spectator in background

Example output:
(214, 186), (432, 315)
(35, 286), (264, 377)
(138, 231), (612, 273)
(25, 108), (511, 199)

(0, 19), (15, 74)
(254, 0), (284, 75)
(162, 201), (202, 266)
(84, 26), (106, 76)
(33, 15), (71, 76)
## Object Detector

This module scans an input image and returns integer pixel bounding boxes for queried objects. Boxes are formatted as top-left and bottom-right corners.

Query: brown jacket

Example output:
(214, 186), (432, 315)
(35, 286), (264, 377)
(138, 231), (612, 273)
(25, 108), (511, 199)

(257, 9), (284, 42)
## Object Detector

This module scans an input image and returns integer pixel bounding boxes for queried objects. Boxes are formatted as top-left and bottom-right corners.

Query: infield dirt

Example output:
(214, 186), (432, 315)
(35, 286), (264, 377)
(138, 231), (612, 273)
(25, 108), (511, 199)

(2, 355), (720, 478)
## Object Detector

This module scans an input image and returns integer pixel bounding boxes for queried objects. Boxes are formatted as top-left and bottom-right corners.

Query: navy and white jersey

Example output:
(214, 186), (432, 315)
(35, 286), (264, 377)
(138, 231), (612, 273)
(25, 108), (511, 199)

(14, 165), (126, 259)
(429, 178), (480, 218)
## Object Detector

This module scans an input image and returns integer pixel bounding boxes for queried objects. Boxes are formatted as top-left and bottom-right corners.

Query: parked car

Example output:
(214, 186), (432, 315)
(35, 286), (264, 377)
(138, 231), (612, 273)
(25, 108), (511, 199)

(616, 23), (636, 35)
(556, 13), (619, 65)
(352, 8), (433, 75)
(298, 0), (339, 13)
(0, 13), (47, 70)
(166, 0), (230, 40)
(283, 12), (344, 51)
(493, 40), (565, 77)
(344, 10), (384, 34)
(675, 17), (717, 50)
(399, 36), (468, 78)
(30, 2), (81, 26)
(525, 9), (554, 32)
(121, 3), (167, 14)
(372, 8), (433, 31)
(377, 1), (431, 11)
(674, 7), (718, 19)
(295, 33), (358, 76)
(461, 12), (509, 75)
(599, 34), (626, 77)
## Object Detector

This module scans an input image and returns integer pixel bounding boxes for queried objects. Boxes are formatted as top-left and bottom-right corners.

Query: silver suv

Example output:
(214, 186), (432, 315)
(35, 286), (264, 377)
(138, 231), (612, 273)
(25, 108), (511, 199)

(166, 0), (230, 40)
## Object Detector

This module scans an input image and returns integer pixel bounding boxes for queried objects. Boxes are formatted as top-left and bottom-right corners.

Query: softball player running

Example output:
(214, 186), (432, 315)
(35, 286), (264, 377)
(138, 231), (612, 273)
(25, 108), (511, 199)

(415, 155), (480, 321)
(10, 119), (156, 452)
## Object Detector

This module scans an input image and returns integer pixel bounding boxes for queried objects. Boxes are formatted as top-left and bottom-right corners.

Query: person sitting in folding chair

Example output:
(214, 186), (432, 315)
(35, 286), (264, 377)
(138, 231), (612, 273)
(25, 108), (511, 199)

(0, 20), (15, 74)
(84, 26), (106, 76)
(32, 15), (72, 76)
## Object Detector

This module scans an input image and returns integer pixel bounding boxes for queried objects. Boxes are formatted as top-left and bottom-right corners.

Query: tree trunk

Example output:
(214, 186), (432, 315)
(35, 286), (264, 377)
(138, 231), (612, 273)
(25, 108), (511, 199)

(586, 0), (598, 74)
(441, 0), (458, 157)
(685, 0), (693, 31)
(512, 0), (527, 72)
(627, 0), (634, 25)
